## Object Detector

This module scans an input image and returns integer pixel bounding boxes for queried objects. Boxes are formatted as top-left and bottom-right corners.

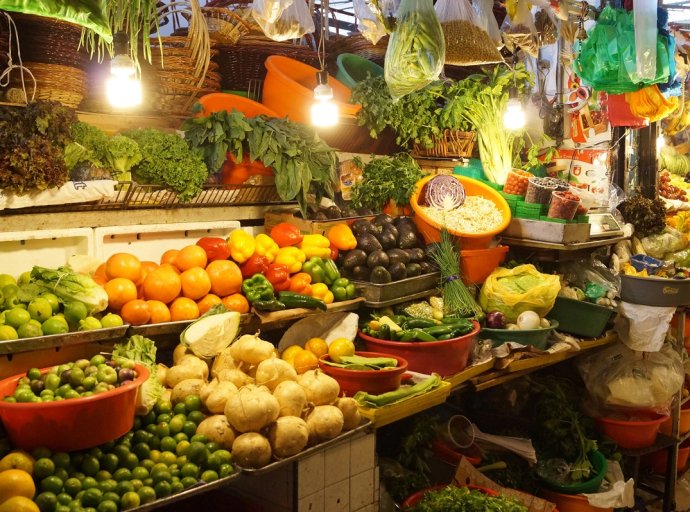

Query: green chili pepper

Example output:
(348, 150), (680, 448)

(330, 277), (356, 301)
(277, 291), (327, 311)
(399, 328), (436, 342)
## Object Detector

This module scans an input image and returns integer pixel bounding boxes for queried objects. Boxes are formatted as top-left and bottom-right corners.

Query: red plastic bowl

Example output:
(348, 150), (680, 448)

(595, 413), (668, 449)
(318, 351), (408, 397)
(358, 321), (480, 377)
(402, 484), (499, 509)
(0, 364), (149, 451)
(643, 439), (690, 474)
(431, 439), (483, 466)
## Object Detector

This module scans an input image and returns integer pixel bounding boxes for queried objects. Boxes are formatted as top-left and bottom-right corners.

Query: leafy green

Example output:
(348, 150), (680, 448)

(104, 135), (142, 180)
(413, 485), (527, 512)
(350, 153), (425, 210)
(70, 121), (109, 165)
(27, 266), (109, 314)
(113, 335), (162, 414)
(123, 128), (209, 202)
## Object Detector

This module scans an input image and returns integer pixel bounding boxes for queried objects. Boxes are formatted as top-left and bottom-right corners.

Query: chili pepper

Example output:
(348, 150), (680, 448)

(270, 222), (303, 248)
(277, 291), (327, 310)
(265, 264), (291, 292)
(330, 277), (356, 302)
(196, 237), (231, 262)
(253, 299), (286, 312)
(274, 246), (305, 274)
(240, 254), (269, 279)
(310, 283), (334, 304)
(398, 329), (437, 342)
(327, 224), (357, 251)
(330, 245), (339, 261)
(241, 274), (275, 303)
(299, 234), (332, 259)
(254, 233), (279, 263)
(227, 229), (255, 264)
(377, 323), (391, 340)
(302, 257), (326, 284)
(289, 272), (312, 295)
(402, 318), (437, 329)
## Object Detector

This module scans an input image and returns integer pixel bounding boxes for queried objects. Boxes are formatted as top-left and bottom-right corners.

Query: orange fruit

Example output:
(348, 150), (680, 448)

(180, 267), (212, 300)
(0, 496), (39, 512)
(305, 337), (328, 358)
(221, 293), (249, 314)
(169, 297), (200, 321)
(105, 253), (142, 282)
(206, 260), (243, 297)
(120, 299), (151, 326)
(138, 261), (159, 283)
(142, 267), (182, 304)
(159, 263), (181, 274)
(160, 249), (179, 265)
(197, 294), (222, 315)
(0, 468), (36, 504)
(94, 263), (108, 286)
(174, 245), (208, 272)
(147, 300), (171, 324)
(281, 345), (304, 366)
(104, 278), (138, 311)
(328, 338), (355, 363)
(293, 350), (319, 374)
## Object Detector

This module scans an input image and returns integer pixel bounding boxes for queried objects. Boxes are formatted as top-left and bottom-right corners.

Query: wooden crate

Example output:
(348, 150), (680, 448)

(264, 207), (374, 236)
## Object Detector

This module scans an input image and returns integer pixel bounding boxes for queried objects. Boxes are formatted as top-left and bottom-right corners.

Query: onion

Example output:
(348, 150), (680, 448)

(516, 311), (541, 330)
(232, 432), (272, 469)
(485, 311), (507, 329)
(273, 380), (307, 417)
(421, 175), (466, 211)
(267, 416), (309, 458)
(297, 370), (340, 406)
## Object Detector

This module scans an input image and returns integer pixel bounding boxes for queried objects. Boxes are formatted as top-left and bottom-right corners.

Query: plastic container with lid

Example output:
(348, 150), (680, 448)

(548, 191), (581, 220)
(503, 169), (532, 197)
(525, 177), (558, 204)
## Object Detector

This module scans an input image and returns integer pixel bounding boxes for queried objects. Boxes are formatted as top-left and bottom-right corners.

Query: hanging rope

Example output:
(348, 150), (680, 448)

(0, 11), (36, 104)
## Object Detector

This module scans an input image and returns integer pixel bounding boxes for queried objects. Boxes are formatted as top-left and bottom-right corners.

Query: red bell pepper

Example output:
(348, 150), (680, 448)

(240, 254), (269, 279)
(196, 237), (231, 262)
(265, 263), (291, 292)
(329, 245), (339, 261)
(270, 222), (304, 248)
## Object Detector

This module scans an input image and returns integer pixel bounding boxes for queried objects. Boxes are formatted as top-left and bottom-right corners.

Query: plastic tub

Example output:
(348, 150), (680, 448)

(503, 169), (532, 197)
(541, 489), (613, 512)
(262, 56), (361, 124)
(479, 320), (559, 350)
(525, 177), (558, 204)
(358, 321), (480, 377)
(546, 297), (615, 339)
(460, 245), (509, 285)
(548, 191), (581, 220)
(410, 175), (511, 250)
(0, 364), (149, 451)
(197, 92), (279, 118)
(620, 274), (690, 307)
(431, 439), (482, 466)
(317, 351), (408, 397)
(540, 450), (607, 495)
(335, 53), (384, 89)
(660, 401), (690, 436)
(595, 413), (668, 449)
(644, 439), (690, 474)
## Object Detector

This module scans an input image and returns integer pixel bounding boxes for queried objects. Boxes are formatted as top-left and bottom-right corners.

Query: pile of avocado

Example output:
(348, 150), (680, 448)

(337, 214), (436, 284)
(305, 204), (375, 220)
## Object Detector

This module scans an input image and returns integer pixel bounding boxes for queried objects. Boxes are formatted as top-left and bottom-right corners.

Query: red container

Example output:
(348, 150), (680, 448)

(595, 413), (668, 449)
(643, 439), (690, 474)
(358, 321), (480, 377)
(431, 439), (482, 466)
(541, 489), (612, 512)
(660, 400), (690, 436)
(547, 191), (581, 220)
(318, 351), (408, 397)
(197, 92), (279, 118)
(0, 364), (149, 451)
(402, 485), (499, 509)
(460, 246), (509, 285)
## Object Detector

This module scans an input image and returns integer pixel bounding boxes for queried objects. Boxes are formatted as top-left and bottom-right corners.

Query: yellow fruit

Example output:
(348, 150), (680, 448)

(328, 338), (355, 363)
(0, 451), (34, 474)
(293, 350), (319, 374)
(280, 345), (304, 366)
(305, 337), (328, 358)
(0, 496), (39, 512)
(0, 469), (36, 504)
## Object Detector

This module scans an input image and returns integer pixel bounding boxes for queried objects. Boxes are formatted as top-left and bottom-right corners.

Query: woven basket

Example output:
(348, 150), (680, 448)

(330, 34), (388, 66)
(0, 15), (8, 71)
(412, 130), (477, 159)
(8, 62), (86, 108)
(202, 7), (250, 44)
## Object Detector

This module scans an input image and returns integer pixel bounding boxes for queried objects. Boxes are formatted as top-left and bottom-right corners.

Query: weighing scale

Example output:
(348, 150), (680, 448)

(587, 210), (624, 238)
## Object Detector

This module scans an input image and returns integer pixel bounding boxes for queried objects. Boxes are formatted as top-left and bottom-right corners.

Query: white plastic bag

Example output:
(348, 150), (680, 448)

(353, 0), (393, 45)
(435, 0), (502, 65)
(614, 302), (675, 352)
(254, 0), (314, 42)
(502, 0), (538, 57)
(633, 0), (657, 82)
(251, 0), (291, 25)
(473, 0), (502, 49)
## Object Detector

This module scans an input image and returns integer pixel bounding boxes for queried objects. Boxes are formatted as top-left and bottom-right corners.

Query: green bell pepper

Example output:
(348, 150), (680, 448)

(241, 274), (275, 303)
(330, 277), (356, 301)
(302, 257), (326, 284)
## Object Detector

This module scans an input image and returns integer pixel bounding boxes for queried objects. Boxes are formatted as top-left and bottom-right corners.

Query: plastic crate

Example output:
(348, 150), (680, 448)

(546, 296), (615, 338)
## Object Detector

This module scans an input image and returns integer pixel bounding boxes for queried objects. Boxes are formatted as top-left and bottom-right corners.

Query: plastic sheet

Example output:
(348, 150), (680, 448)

(354, 0), (388, 45)
(256, 0), (315, 41)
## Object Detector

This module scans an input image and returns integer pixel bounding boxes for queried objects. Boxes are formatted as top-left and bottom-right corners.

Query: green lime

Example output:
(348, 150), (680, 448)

(0, 274), (16, 289)
(39, 292), (60, 313)
(173, 432), (188, 444)
(41, 475), (64, 494)
(97, 500), (118, 512)
(114, 480), (134, 496)
(159, 451), (177, 467)
(99, 453), (118, 474)
(64, 477), (82, 496)
(16, 271), (30, 286)
(132, 430), (151, 445)
(101, 492), (119, 506)
(136, 486), (156, 505)
(168, 414), (186, 435)
(17, 319), (43, 338)
(129, 479), (143, 491)
(190, 434), (208, 444)
(213, 449), (232, 466)
(5, 307), (31, 328)
(200, 470), (218, 483)
(35, 491), (58, 512)
(140, 410), (157, 426)
(154, 480), (172, 498)
(122, 453), (139, 471)
(35, 457), (56, 479)
(159, 436), (176, 453)
(154, 399), (173, 415)
(186, 411), (205, 427)
(99, 313), (123, 328)
(131, 466), (149, 481)
(64, 389), (80, 400)
(14, 388), (36, 403)
(44, 373), (61, 391)
(70, 367), (86, 387)
(155, 423), (170, 439)
(180, 462), (198, 479)
(184, 395), (202, 412)
(40, 389), (54, 400)
(184, 442), (207, 465)
(120, 491), (140, 511)
(205, 442), (220, 454)
(0, 325), (18, 340)
(171, 480), (184, 494)
(173, 402), (187, 415)
(96, 366), (117, 385)
(55, 506), (70, 512)
(112, 468), (131, 482)
(81, 477), (98, 490)
(42, 316), (69, 336)
(140, 459), (155, 472)
(111, 444), (130, 462)
(156, 413), (172, 425)
(219, 463), (234, 478)
(176, 455), (188, 467)
(205, 453), (220, 471)
(27, 367), (42, 380)
(79, 317), (102, 331)
(90, 354), (106, 366)
(81, 487), (102, 507)
(28, 297), (54, 322)
(51, 452), (71, 470)
(57, 492), (72, 506)
(97, 478), (116, 493)
(63, 301), (88, 325)
(94, 471), (112, 483)
(132, 443), (150, 461)
(82, 376), (96, 391)
(180, 476), (197, 489)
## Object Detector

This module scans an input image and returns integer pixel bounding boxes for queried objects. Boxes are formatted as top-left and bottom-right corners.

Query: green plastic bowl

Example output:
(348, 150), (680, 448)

(479, 320), (559, 350)
(546, 297), (614, 339)
(539, 450), (608, 495)
(335, 53), (384, 89)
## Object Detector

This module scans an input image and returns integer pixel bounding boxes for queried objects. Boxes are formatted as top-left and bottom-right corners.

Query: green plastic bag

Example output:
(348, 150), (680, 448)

(0, 0), (112, 42)
(479, 264), (561, 323)
(574, 6), (669, 94)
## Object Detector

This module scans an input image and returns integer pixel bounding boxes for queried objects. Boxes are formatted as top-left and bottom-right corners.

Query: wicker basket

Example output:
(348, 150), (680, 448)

(202, 7), (250, 44)
(8, 62), (86, 108)
(330, 34), (388, 66)
(0, 14), (8, 71)
(412, 130), (477, 159)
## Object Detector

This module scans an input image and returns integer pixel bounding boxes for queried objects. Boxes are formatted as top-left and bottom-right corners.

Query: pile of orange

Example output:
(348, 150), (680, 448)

(98, 246), (249, 325)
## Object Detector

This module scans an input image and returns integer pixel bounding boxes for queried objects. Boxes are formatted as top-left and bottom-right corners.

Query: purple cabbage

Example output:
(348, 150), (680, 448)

(421, 175), (466, 210)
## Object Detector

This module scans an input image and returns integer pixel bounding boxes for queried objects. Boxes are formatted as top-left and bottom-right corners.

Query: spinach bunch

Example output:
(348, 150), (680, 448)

(414, 485), (527, 512)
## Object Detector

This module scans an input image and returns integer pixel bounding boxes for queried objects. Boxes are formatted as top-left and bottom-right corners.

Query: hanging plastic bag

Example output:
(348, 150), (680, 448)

(435, 0), (502, 66)
(614, 302), (676, 352)
(354, 0), (388, 45)
(639, 227), (688, 259)
(473, 0), (502, 49)
(502, 0), (538, 58)
(632, 0), (657, 83)
(534, 9), (557, 47)
(256, 0), (315, 42)
(384, 0), (444, 100)
(626, 85), (679, 122)
(251, 0), (291, 26)
(479, 264), (561, 323)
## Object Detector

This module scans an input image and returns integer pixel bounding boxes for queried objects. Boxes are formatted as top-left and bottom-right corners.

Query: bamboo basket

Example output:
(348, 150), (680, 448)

(8, 62), (86, 108)
(330, 34), (388, 66)
(412, 130), (477, 159)
(201, 7), (250, 44)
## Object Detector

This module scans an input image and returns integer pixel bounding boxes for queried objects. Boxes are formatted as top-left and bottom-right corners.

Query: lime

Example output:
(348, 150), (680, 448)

(213, 449), (232, 466)
(64, 478), (82, 496)
(171, 480), (184, 494)
(41, 475), (64, 494)
(131, 466), (149, 481)
(206, 442), (220, 454)
(190, 434), (208, 444)
(120, 491), (140, 511)
(173, 402), (187, 415)
(137, 486), (156, 505)
(70, 367), (86, 387)
(0, 274), (16, 289)
(64, 389), (80, 399)
(180, 476), (196, 489)
(51, 452), (71, 470)
(55, 506), (70, 512)
(99, 454), (118, 474)
(114, 480), (134, 496)
(63, 301), (88, 325)
(27, 367), (42, 380)
(219, 463), (234, 478)
(149, 450), (161, 463)
(159, 437), (176, 453)
(57, 492), (72, 506)
(175, 441), (190, 457)
(0, 325), (17, 340)
(99, 313), (123, 328)
(40, 292), (61, 314)
(96, 367), (117, 385)
(5, 307), (31, 328)
(112, 467), (131, 482)
(173, 432), (188, 444)
(122, 453), (139, 471)
(79, 317), (102, 331)
(16, 271), (31, 286)
(35, 457), (57, 479)
(176, 455), (188, 467)
(82, 376), (96, 391)
(186, 411), (205, 427)
(140, 459), (155, 472)
(101, 493), (119, 506)
(132, 443), (150, 461)
(184, 442), (207, 465)
(17, 319), (43, 338)
(129, 479), (143, 491)
(154, 399), (173, 415)
(28, 297), (54, 322)
(81, 487), (103, 507)
(94, 471), (112, 483)
(42, 316), (69, 336)
(180, 462), (198, 479)
(154, 480), (172, 498)
(44, 373), (61, 391)
(168, 414), (186, 435)
(155, 423), (170, 439)
(97, 478), (116, 493)
(81, 477), (98, 490)
(35, 491), (58, 512)
(97, 500), (118, 512)
(15, 388), (36, 403)
(90, 354), (106, 366)
(159, 451), (177, 467)
(200, 470), (218, 483)
(184, 395), (202, 412)
(132, 430), (151, 445)
(156, 413), (172, 425)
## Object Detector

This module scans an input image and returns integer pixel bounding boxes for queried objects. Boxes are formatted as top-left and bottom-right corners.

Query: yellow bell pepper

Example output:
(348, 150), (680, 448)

(327, 224), (357, 251)
(275, 246), (306, 274)
(300, 234), (332, 259)
(311, 283), (334, 304)
(254, 233), (279, 263)
(227, 229), (255, 264)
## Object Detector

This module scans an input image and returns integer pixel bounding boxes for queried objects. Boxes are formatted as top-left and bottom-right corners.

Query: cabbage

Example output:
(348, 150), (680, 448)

(421, 175), (466, 211)
(181, 306), (241, 359)
(27, 265), (108, 314)
(113, 335), (161, 414)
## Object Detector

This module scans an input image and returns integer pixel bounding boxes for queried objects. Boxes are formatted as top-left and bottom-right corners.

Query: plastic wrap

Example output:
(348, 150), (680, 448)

(640, 227), (688, 259)
(256, 0), (315, 41)
(615, 302), (676, 352)
(632, 0), (657, 83)
(473, 0), (502, 49)
(502, 0), (538, 58)
(251, 0), (291, 25)
(354, 0), (388, 45)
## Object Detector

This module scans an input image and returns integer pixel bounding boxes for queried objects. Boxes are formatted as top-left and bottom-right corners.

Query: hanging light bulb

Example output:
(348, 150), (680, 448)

(657, 133), (666, 152)
(106, 32), (142, 108)
(503, 88), (526, 131)
(311, 70), (338, 127)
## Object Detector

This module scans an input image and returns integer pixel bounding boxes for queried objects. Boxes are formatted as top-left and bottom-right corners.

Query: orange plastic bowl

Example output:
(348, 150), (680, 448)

(595, 413), (668, 449)
(318, 351), (408, 397)
(541, 489), (612, 512)
(403, 485), (499, 509)
(0, 364), (149, 451)
(410, 175), (512, 250)
(460, 245), (509, 284)
(660, 400), (690, 436)
(198, 92), (279, 118)
(262, 55), (361, 124)
(358, 321), (480, 377)
(643, 439), (690, 474)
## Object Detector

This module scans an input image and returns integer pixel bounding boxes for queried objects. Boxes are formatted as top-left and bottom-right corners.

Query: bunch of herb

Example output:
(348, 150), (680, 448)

(618, 194), (666, 237)
(349, 153), (426, 210)
(413, 485), (527, 512)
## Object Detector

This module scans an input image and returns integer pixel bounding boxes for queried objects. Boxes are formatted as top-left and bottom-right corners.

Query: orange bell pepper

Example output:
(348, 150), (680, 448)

(327, 224), (357, 251)
(289, 272), (312, 295)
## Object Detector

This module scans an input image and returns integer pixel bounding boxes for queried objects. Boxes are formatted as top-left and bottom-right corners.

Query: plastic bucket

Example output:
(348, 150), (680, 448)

(0, 364), (148, 451)
(317, 351), (408, 396)
(546, 297), (615, 339)
(595, 413), (668, 449)
(460, 245), (509, 285)
(479, 320), (559, 350)
(263, 55), (361, 124)
(335, 53), (384, 89)
(540, 450), (607, 495)
(660, 401), (690, 436)
(644, 439), (690, 474)
(198, 92), (279, 118)
(358, 321), (480, 377)
(541, 489), (613, 512)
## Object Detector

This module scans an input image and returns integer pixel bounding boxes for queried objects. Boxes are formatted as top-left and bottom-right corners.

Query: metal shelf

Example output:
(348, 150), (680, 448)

(501, 235), (628, 251)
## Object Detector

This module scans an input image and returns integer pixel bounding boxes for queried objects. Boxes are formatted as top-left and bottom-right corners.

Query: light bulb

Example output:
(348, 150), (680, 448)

(311, 99), (338, 127)
(106, 75), (142, 108)
(657, 134), (666, 152)
(503, 98), (526, 131)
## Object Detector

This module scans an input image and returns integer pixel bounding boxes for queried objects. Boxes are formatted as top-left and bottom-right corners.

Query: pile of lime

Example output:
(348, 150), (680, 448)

(4, 355), (139, 404)
(0, 273), (123, 341)
(28, 397), (232, 512)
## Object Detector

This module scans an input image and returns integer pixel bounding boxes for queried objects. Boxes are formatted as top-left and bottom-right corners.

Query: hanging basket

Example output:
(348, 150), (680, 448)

(412, 130), (477, 159)
(201, 7), (250, 44)
(8, 62), (86, 108)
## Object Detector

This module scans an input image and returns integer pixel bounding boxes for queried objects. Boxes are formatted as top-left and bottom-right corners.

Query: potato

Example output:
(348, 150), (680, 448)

(171, 378), (205, 404)
(173, 343), (192, 365)
(166, 365), (205, 388)
(196, 415), (236, 450)
(206, 381), (238, 414)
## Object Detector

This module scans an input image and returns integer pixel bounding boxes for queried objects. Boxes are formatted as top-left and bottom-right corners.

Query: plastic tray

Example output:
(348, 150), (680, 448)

(620, 274), (690, 307)
(351, 272), (439, 304)
(546, 297), (615, 338)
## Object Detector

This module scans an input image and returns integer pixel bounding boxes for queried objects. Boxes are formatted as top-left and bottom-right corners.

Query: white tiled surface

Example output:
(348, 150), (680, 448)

(298, 489), (325, 512)
(298, 451), (326, 497)
(324, 479), (350, 512)
(350, 434), (376, 475)
(325, 442), (351, 486)
(349, 468), (375, 511)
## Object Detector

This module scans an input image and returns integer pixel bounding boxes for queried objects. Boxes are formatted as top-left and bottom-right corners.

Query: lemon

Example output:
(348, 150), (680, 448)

(100, 313), (124, 328)
(328, 338), (356, 363)
(0, 325), (18, 341)
(305, 337), (328, 358)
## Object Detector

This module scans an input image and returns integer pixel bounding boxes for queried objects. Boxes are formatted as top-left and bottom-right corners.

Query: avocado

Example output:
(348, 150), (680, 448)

(352, 265), (371, 281)
(419, 261), (436, 274)
(351, 219), (376, 236)
(394, 216), (416, 229)
(376, 229), (397, 250)
(406, 263), (422, 277)
(370, 266), (392, 284)
(341, 207), (358, 218)
(357, 233), (383, 253)
(373, 213), (394, 227)
(387, 248), (410, 266)
(383, 224), (398, 241)
(388, 261), (407, 281)
(325, 205), (342, 219)
(367, 250), (390, 269)
(398, 229), (418, 249)
(342, 249), (367, 269)
(356, 207), (374, 216)
(405, 248), (426, 263)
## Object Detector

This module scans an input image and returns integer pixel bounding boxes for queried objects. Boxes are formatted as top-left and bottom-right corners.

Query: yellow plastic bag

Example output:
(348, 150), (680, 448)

(479, 264), (561, 322)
